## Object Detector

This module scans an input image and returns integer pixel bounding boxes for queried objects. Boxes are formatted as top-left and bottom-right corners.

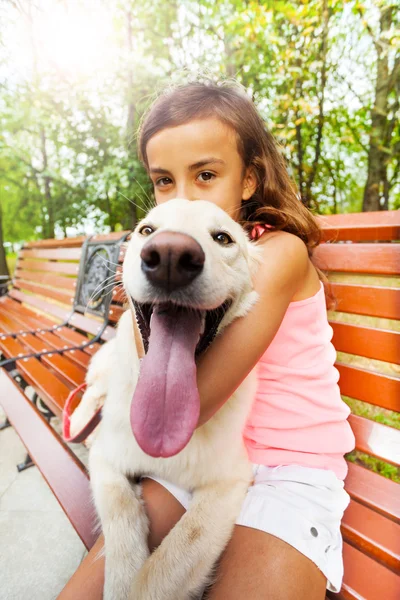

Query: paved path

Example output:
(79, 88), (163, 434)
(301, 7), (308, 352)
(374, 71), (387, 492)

(0, 405), (88, 600)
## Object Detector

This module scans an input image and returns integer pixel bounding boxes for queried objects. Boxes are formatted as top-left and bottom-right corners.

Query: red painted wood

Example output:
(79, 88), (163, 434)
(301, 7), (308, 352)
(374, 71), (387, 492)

(9, 289), (71, 320)
(321, 225), (400, 242)
(319, 211), (400, 228)
(20, 247), (82, 260)
(15, 268), (77, 291)
(318, 211), (400, 243)
(337, 363), (400, 412)
(331, 284), (400, 320)
(90, 231), (130, 242)
(18, 333), (86, 388)
(0, 371), (97, 550)
(314, 243), (400, 275)
(331, 321), (400, 364)
(18, 259), (80, 275)
(339, 542), (400, 599)
(107, 304), (125, 323)
(345, 462), (400, 523)
(14, 280), (74, 305)
(35, 331), (91, 368)
(342, 499), (400, 572)
(25, 236), (86, 248)
(349, 415), (400, 466)
(0, 338), (71, 414)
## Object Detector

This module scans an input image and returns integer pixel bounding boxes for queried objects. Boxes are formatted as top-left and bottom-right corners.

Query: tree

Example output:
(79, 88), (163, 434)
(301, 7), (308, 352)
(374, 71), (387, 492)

(358, 2), (400, 211)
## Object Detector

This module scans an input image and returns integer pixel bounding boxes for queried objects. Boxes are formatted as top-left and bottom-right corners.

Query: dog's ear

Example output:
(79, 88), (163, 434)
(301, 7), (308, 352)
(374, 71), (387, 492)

(247, 240), (263, 277)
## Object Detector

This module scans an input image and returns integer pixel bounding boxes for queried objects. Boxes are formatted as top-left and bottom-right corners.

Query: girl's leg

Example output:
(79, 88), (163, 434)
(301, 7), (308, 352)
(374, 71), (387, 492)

(206, 525), (327, 600)
(59, 479), (327, 600)
(57, 478), (185, 600)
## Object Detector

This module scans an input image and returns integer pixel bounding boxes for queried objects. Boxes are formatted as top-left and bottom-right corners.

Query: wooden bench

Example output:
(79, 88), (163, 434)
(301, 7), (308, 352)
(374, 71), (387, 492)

(314, 210), (400, 599)
(0, 232), (128, 468)
(1, 211), (399, 599)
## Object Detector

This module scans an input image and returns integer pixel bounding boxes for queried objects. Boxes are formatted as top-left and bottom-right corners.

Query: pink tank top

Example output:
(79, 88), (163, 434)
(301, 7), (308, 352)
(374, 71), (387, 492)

(243, 225), (355, 480)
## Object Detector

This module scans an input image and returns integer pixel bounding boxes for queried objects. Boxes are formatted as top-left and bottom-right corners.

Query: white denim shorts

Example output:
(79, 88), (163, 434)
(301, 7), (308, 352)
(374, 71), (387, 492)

(148, 464), (350, 593)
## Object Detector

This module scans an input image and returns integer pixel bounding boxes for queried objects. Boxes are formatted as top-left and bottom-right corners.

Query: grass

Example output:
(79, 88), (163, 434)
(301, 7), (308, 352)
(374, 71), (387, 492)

(342, 396), (400, 483)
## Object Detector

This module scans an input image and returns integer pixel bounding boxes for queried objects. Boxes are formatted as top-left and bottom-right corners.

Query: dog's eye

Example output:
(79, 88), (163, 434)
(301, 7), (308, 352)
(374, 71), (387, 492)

(212, 231), (234, 245)
(138, 225), (155, 236)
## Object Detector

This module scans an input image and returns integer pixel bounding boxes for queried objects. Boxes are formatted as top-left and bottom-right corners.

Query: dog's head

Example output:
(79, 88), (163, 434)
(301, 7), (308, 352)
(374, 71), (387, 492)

(123, 198), (261, 458)
(123, 198), (260, 324)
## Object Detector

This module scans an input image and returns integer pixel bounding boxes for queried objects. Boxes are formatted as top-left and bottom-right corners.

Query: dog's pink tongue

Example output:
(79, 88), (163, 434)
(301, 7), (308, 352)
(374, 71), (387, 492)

(130, 308), (201, 458)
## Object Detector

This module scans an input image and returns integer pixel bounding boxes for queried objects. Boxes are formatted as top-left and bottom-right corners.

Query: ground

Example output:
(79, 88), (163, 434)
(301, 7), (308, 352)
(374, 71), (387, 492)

(0, 404), (88, 600)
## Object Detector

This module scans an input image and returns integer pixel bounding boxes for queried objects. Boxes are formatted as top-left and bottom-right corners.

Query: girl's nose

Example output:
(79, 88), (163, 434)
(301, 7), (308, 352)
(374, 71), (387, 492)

(175, 182), (196, 201)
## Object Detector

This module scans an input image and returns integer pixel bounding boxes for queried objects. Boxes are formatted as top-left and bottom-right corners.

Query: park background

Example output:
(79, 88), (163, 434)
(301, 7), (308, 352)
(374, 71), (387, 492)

(0, 0), (399, 276)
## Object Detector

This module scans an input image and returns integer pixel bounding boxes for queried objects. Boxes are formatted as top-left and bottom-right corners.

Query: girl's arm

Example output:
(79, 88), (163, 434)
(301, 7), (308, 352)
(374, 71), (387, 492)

(196, 232), (313, 426)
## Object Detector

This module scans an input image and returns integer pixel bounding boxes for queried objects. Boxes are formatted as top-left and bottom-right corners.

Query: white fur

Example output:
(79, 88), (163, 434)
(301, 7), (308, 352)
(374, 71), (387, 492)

(74, 199), (261, 599)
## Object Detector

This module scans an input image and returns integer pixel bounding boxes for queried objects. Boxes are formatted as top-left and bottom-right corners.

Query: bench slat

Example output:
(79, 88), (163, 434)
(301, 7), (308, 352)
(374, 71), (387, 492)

(319, 210), (400, 228)
(342, 499), (400, 573)
(314, 243), (400, 275)
(0, 297), (57, 330)
(330, 284), (400, 320)
(322, 225), (400, 242)
(0, 299), (100, 359)
(331, 322), (400, 364)
(0, 338), (71, 414)
(349, 415), (400, 466)
(25, 236), (87, 248)
(111, 285), (127, 304)
(319, 211), (400, 243)
(9, 289), (71, 321)
(18, 334), (86, 388)
(345, 462), (400, 523)
(108, 304), (125, 323)
(337, 542), (400, 600)
(0, 371), (97, 550)
(15, 269), (77, 291)
(15, 280), (74, 305)
(20, 248), (82, 260)
(36, 331), (91, 368)
(18, 258), (80, 275)
(337, 363), (400, 412)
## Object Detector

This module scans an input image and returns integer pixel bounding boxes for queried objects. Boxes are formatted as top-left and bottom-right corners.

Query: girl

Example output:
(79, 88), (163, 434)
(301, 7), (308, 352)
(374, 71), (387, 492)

(59, 80), (355, 600)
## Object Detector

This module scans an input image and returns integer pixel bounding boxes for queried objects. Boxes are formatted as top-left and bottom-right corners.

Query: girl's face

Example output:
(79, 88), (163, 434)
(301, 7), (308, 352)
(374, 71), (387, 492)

(146, 117), (257, 221)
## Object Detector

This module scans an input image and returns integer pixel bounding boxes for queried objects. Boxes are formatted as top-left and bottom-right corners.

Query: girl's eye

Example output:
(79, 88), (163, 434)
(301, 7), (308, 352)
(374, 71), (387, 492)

(138, 225), (155, 236)
(212, 231), (234, 245)
(155, 177), (172, 187)
(197, 171), (215, 183)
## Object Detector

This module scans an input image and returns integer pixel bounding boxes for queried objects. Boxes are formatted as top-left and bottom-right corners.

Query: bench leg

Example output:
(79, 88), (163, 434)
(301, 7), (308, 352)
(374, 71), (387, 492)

(17, 453), (34, 472)
(15, 394), (53, 473)
(0, 417), (11, 430)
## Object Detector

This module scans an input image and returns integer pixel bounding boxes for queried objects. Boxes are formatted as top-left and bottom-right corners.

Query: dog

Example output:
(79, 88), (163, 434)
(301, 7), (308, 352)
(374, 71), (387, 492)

(71, 198), (261, 599)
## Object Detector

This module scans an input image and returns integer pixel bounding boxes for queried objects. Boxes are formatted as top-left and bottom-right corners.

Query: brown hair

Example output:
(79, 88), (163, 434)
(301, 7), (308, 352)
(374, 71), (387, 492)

(138, 80), (331, 298)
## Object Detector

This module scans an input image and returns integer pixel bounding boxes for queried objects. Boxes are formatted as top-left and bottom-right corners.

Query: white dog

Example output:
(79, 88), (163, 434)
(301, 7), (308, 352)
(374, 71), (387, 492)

(72, 199), (261, 600)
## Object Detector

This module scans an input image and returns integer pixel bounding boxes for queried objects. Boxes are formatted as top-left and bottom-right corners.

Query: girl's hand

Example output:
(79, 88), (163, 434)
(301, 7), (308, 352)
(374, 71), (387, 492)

(196, 231), (316, 426)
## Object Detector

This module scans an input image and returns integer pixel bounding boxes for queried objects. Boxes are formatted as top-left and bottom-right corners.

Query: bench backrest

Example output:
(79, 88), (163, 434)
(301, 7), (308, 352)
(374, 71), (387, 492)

(314, 210), (400, 478)
(11, 233), (129, 342)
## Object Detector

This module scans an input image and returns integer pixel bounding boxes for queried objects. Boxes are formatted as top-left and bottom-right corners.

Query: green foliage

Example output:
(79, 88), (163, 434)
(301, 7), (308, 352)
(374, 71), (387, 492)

(0, 0), (399, 249)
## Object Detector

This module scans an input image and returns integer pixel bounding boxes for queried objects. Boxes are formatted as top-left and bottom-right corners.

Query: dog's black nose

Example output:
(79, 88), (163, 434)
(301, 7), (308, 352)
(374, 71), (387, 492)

(141, 232), (205, 291)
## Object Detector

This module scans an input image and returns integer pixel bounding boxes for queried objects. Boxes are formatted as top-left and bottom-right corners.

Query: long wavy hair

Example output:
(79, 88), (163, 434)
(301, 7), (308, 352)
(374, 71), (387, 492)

(137, 80), (330, 296)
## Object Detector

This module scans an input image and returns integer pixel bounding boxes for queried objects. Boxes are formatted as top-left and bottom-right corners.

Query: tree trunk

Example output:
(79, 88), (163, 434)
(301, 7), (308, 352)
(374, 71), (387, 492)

(362, 7), (392, 212)
(40, 126), (55, 237)
(304, 0), (329, 206)
(0, 199), (10, 278)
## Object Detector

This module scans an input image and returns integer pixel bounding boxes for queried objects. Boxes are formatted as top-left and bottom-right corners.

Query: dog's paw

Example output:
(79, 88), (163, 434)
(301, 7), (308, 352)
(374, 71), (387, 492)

(69, 387), (105, 437)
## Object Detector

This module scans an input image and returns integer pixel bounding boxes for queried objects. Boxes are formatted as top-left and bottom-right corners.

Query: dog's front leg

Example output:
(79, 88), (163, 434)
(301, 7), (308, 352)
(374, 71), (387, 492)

(90, 451), (150, 600)
(129, 477), (250, 600)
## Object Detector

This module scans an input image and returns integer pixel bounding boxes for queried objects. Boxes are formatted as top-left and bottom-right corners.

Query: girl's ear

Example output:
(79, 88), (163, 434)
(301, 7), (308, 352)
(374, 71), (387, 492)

(242, 167), (258, 201)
